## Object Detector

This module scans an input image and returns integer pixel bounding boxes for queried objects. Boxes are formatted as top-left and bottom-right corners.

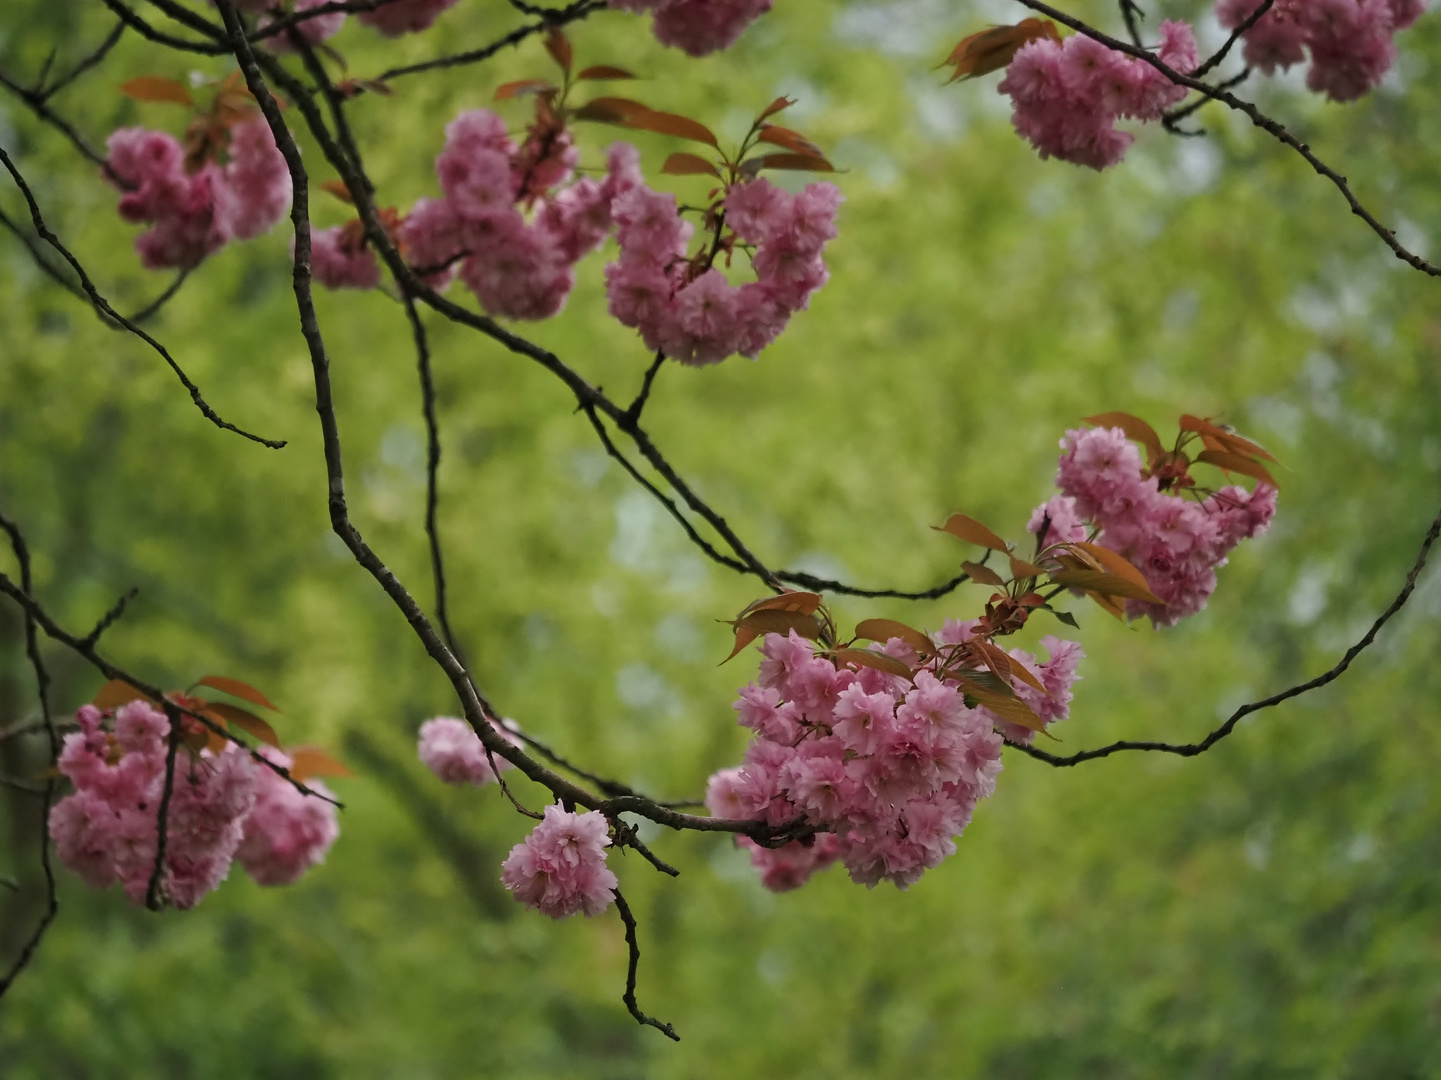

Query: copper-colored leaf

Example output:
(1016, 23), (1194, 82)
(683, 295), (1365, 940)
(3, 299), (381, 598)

(572, 96), (648, 123)
(723, 608), (821, 662)
(852, 618), (935, 656)
(204, 727), (229, 755)
(288, 746), (353, 783)
(576, 65), (636, 80)
(1084, 411), (1164, 465)
(1194, 449), (1279, 488)
(93, 678), (154, 711)
(1008, 554), (1046, 579)
(495, 79), (555, 100)
(1049, 569), (1162, 603)
(203, 702), (281, 749)
(833, 648), (913, 680)
(975, 641), (1014, 682)
(544, 26), (572, 74)
(961, 560), (1007, 587)
(943, 19), (1060, 82)
(661, 152), (721, 178)
(751, 152), (834, 172)
(319, 179), (354, 203)
(759, 95), (796, 120)
(1017, 591), (1048, 608)
(1086, 590), (1128, 621)
(937, 513), (1010, 552)
(183, 728), (210, 753)
(757, 124), (823, 156)
(742, 591), (824, 617)
(1179, 415), (1278, 463)
(119, 76), (194, 107)
(1067, 542), (1154, 594)
(196, 675), (277, 711)
(960, 678), (1047, 732)
(573, 98), (719, 146)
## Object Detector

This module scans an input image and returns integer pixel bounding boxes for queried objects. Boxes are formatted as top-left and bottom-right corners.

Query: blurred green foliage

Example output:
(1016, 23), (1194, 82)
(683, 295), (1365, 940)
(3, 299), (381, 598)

(3, 0), (1441, 1076)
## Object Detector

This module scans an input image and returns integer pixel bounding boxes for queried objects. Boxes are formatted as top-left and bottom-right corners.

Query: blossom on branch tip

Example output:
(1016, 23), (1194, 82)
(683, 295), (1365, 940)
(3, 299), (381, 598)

(500, 803), (618, 917)
(235, 747), (339, 886)
(611, 0), (774, 57)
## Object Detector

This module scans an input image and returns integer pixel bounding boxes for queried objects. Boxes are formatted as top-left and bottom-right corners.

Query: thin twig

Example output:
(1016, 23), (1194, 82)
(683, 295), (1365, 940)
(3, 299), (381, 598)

(39, 21), (127, 100)
(1013, 505), (1441, 767)
(81, 587), (139, 649)
(1192, 0), (1273, 80)
(0, 145), (286, 448)
(375, 0), (605, 81)
(144, 703), (182, 910)
(612, 889), (680, 1041)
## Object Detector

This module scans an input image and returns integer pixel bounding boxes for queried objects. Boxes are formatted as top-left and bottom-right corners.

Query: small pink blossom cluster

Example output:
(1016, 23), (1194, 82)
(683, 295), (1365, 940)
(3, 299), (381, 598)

(707, 626), (1080, 893)
(500, 803), (619, 917)
(605, 177), (841, 365)
(416, 715), (519, 786)
(940, 620), (1086, 746)
(48, 702), (338, 907)
(1216, 0), (1424, 101)
(105, 118), (290, 270)
(998, 21), (1199, 170)
(232, 0), (461, 49)
(316, 111), (637, 316)
(609, 0), (773, 56)
(1034, 426), (1278, 627)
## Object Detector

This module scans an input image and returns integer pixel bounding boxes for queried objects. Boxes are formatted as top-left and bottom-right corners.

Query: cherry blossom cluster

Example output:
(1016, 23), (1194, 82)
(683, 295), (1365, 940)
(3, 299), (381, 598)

(1030, 425), (1277, 627)
(48, 701), (338, 908)
(105, 117), (290, 269)
(313, 110), (637, 319)
(997, 20), (1198, 170)
(605, 176), (841, 365)
(608, 0), (772, 56)
(705, 625), (1083, 893)
(416, 715), (518, 786)
(500, 803), (618, 917)
(227, 0), (461, 51)
(1216, 0), (1424, 102)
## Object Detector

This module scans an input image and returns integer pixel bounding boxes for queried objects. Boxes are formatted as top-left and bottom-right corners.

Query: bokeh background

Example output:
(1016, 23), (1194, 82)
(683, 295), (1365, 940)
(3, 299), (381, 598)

(3, 0), (1441, 1075)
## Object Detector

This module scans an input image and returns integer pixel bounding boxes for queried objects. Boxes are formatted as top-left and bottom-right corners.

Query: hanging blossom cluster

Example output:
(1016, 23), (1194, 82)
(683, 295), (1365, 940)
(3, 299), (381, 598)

(704, 626), (1082, 893)
(1029, 424), (1277, 627)
(1216, 0), (1425, 101)
(606, 176), (841, 365)
(48, 702), (338, 908)
(997, 20), (1198, 170)
(500, 803), (619, 918)
(608, 0), (772, 56)
(227, 0), (462, 50)
(313, 109), (638, 320)
(105, 117), (290, 270)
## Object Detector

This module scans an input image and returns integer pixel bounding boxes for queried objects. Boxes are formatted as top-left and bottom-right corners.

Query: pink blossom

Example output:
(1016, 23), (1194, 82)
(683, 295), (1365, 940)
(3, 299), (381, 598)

(399, 197), (465, 289)
(235, 748), (339, 886)
(615, 0), (773, 56)
(738, 832), (842, 891)
(310, 226), (382, 290)
(220, 116), (291, 240)
(416, 716), (517, 786)
(357, 0), (461, 35)
(500, 803), (618, 917)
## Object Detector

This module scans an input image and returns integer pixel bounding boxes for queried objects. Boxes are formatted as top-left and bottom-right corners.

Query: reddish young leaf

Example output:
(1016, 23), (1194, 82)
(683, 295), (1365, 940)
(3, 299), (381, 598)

(1086, 590), (1127, 621)
(661, 152), (722, 178)
(544, 26), (573, 74)
(974, 640), (1014, 682)
(833, 648), (914, 680)
(959, 678), (1047, 731)
(92, 678), (155, 711)
(119, 76), (194, 107)
(757, 124), (823, 156)
(758, 95), (796, 120)
(936, 513), (1010, 552)
(576, 65), (637, 80)
(1049, 568), (1162, 603)
(1179, 415), (1278, 463)
(495, 79), (556, 100)
(1194, 450), (1279, 488)
(1066, 541), (1154, 594)
(196, 675), (278, 711)
(624, 108), (720, 147)
(204, 727), (229, 755)
(288, 746), (353, 783)
(202, 702), (281, 749)
(1008, 554), (1046, 579)
(943, 19), (1060, 82)
(752, 152), (835, 172)
(961, 560), (1007, 587)
(852, 618), (935, 656)
(183, 728), (211, 753)
(572, 96), (649, 123)
(741, 591), (824, 617)
(319, 179), (354, 203)
(723, 608), (822, 662)
(1084, 411), (1164, 465)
